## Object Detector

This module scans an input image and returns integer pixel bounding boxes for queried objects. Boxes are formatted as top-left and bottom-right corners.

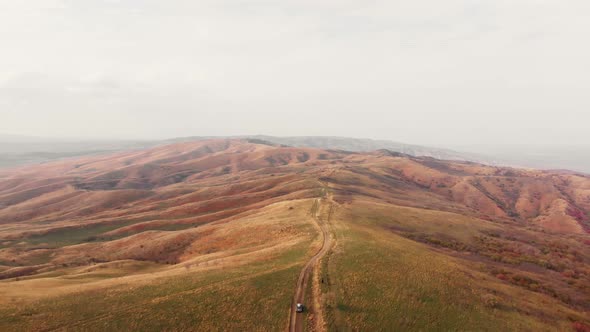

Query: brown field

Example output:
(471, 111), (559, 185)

(0, 139), (589, 331)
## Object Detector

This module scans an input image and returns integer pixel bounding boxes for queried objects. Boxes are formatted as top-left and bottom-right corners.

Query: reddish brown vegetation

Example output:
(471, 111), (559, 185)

(574, 321), (590, 332)
(0, 139), (589, 310)
(568, 206), (588, 226)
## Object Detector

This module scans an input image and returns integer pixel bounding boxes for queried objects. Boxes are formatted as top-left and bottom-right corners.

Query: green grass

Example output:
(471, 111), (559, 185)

(0, 238), (312, 331)
(113, 222), (201, 237)
(348, 202), (590, 308)
(23, 220), (139, 248)
(17, 219), (201, 251)
(321, 204), (581, 331)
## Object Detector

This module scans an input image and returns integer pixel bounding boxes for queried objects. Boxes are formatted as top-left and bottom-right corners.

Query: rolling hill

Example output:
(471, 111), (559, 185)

(0, 134), (487, 169)
(0, 139), (588, 331)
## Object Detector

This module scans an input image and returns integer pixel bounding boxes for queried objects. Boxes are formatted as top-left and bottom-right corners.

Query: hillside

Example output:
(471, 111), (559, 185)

(0, 139), (588, 331)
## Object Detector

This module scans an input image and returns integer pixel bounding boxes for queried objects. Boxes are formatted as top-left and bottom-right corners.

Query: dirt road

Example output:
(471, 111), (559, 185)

(288, 197), (333, 332)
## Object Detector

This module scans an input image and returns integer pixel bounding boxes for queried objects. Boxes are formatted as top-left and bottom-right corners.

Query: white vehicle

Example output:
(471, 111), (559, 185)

(296, 303), (304, 313)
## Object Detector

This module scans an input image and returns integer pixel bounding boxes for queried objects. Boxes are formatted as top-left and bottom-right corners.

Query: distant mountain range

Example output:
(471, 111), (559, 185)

(0, 135), (157, 168)
(248, 135), (491, 162)
(166, 135), (494, 164)
(0, 134), (588, 174)
(1, 134), (487, 169)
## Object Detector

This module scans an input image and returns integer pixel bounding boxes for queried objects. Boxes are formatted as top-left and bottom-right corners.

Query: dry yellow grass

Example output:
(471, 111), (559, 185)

(319, 199), (589, 331)
(0, 199), (323, 331)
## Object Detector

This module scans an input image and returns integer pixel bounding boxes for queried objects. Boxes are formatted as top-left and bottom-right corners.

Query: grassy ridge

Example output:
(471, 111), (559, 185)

(0, 242), (309, 331)
(321, 202), (584, 331)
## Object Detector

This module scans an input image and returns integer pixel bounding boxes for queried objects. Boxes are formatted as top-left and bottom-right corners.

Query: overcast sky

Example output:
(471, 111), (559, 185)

(1, 1), (589, 146)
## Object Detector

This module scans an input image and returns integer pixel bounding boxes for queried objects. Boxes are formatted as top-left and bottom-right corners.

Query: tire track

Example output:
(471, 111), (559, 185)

(288, 194), (333, 332)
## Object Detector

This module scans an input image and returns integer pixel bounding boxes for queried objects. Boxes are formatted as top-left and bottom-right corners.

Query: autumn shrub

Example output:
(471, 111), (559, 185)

(573, 322), (590, 332)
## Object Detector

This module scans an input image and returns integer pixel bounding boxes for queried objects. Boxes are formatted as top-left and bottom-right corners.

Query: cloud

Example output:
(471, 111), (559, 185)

(0, 1), (589, 144)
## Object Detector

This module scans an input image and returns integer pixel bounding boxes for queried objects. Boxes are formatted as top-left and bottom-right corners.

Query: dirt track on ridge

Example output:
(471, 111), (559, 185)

(288, 196), (333, 332)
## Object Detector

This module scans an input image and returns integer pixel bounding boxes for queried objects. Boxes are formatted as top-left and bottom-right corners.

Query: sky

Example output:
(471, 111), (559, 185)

(1, 0), (589, 146)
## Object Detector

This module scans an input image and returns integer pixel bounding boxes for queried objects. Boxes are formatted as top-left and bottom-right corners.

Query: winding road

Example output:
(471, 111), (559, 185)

(288, 197), (333, 332)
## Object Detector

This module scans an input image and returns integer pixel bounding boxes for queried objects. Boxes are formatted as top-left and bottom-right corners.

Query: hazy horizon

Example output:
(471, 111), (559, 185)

(1, 1), (589, 147)
(2, 132), (590, 174)
(2, 131), (590, 149)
